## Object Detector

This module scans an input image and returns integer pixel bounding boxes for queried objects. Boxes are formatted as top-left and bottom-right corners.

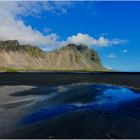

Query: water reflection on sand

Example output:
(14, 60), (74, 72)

(1, 82), (140, 138)
(21, 83), (140, 124)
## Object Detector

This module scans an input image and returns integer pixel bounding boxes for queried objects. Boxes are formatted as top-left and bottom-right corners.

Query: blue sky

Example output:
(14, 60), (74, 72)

(0, 1), (140, 71)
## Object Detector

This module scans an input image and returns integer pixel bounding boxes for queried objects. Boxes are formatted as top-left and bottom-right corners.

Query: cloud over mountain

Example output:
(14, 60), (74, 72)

(0, 1), (62, 50)
(64, 33), (126, 47)
(0, 1), (127, 50)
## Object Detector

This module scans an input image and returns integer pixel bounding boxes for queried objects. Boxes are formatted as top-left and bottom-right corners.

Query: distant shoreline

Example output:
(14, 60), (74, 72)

(0, 72), (140, 91)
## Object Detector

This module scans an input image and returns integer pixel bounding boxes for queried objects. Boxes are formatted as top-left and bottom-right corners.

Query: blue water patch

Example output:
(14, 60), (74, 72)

(92, 87), (140, 108)
(22, 105), (78, 124)
(22, 84), (140, 125)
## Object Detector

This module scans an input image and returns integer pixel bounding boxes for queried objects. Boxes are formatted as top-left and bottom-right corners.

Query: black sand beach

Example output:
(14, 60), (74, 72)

(0, 72), (140, 90)
(0, 72), (140, 139)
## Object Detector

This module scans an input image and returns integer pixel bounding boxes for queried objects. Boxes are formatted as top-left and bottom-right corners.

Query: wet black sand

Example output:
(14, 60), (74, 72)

(0, 72), (140, 139)
(0, 72), (140, 90)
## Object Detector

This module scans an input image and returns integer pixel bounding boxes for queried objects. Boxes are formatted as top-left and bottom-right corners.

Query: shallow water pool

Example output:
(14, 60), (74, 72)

(22, 83), (140, 124)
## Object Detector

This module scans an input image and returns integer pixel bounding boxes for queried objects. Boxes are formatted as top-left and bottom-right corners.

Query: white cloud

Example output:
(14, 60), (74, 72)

(123, 49), (128, 53)
(47, 1), (74, 15)
(0, 1), (65, 50)
(63, 33), (126, 47)
(108, 53), (116, 59)
(106, 66), (113, 70)
(0, 1), (127, 51)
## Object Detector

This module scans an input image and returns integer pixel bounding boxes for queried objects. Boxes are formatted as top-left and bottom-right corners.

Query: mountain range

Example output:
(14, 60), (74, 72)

(0, 40), (106, 71)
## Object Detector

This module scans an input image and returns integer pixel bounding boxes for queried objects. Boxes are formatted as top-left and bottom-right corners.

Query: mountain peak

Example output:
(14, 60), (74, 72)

(0, 40), (19, 46)
(0, 40), (45, 58)
(60, 43), (89, 52)
(63, 43), (88, 49)
(0, 40), (20, 50)
(0, 40), (106, 71)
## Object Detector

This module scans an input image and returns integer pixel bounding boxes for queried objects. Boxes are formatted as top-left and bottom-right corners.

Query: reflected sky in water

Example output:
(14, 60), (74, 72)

(91, 87), (140, 108)
(22, 83), (140, 124)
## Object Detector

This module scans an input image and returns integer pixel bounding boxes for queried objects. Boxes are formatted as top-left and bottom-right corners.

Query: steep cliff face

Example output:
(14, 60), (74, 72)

(46, 43), (104, 70)
(0, 40), (46, 58)
(0, 40), (48, 69)
(0, 40), (105, 71)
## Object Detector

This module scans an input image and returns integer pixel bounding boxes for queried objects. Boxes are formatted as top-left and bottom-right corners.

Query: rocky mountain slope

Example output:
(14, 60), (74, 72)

(0, 40), (106, 71)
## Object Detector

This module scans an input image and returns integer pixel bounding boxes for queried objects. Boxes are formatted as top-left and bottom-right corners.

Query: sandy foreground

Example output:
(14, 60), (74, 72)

(0, 85), (41, 135)
(0, 72), (140, 138)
